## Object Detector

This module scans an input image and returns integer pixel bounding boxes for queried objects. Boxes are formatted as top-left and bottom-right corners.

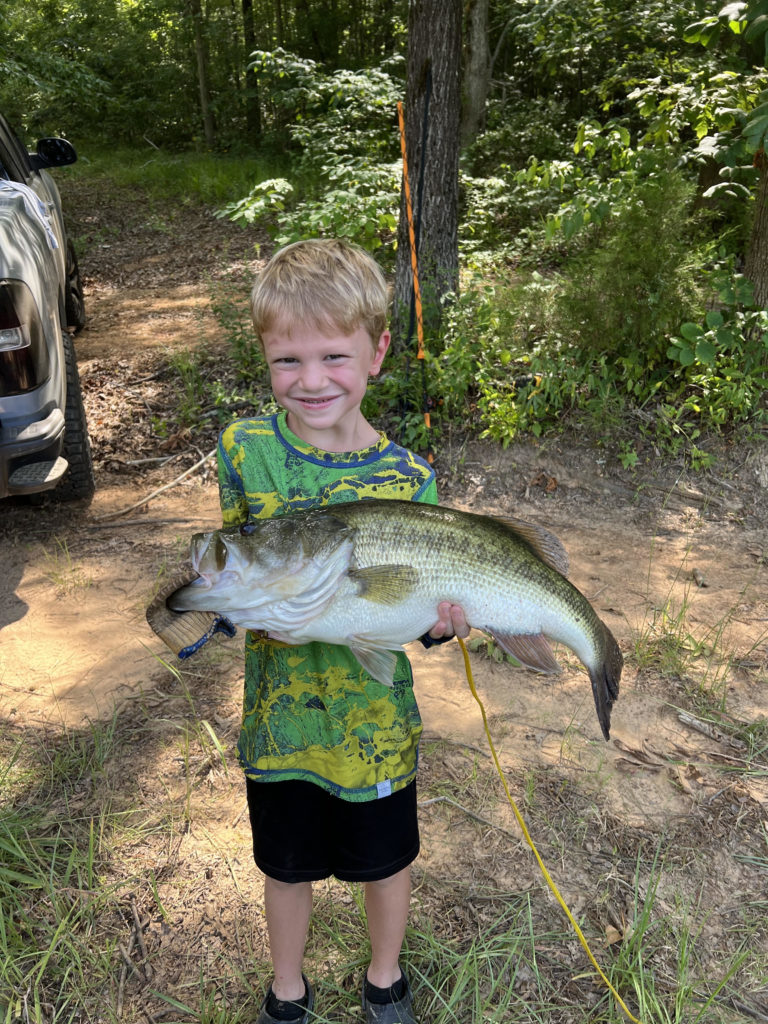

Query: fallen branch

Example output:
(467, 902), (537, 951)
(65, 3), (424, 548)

(91, 448), (216, 522)
(122, 455), (180, 467)
(131, 897), (152, 981)
(419, 794), (521, 842)
(690, 993), (768, 1022)
(677, 710), (747, 750)
(116, 931), (137, 1017)
(83, 517), (211, 529)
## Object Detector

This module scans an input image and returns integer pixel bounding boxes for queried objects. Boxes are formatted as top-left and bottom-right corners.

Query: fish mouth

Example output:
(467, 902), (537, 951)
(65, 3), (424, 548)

(146, 565), (220, 657)
(167, 575), (211, 605)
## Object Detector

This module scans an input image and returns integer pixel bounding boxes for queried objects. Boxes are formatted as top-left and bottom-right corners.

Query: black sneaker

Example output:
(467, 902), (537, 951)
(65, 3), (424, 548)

(362, 971), (418, 1024)
(255, 975), (314, 1024)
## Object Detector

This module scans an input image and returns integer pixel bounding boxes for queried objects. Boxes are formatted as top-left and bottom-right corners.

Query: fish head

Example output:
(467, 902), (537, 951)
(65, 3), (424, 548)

(184, 520), (313, 595)
(168, 511), (355, 615)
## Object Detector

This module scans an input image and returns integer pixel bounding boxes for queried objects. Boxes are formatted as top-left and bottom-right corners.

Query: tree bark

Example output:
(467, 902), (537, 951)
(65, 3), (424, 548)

(392, 0), (462, 350)
(461, 0), (490, 147)
(242, 0), (261, 137)
(745, 158), (768, 308)
(274, 0), (284, 46)
(188, 0), (216, 148)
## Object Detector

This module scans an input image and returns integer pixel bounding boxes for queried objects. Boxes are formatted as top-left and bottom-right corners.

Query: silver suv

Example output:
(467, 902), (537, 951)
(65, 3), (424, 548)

(0, 113), (94, 501)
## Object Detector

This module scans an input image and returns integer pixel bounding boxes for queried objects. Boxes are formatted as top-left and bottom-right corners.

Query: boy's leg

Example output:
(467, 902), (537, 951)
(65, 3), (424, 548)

(364, 865), (411, 987)
(264, 876), (313, 1001)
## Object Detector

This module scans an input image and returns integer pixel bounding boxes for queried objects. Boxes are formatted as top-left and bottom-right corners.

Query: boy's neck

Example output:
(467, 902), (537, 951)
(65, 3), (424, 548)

(284, 410), (380, 453)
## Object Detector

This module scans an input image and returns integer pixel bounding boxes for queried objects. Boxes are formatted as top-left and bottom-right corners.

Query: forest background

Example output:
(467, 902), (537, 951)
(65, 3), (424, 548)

(3, 0), (768, 466)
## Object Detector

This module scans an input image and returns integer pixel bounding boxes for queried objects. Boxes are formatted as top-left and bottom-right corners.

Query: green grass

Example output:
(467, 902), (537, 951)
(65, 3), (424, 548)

(65, 145), (288, 208)
(0, 725), (126, 1023)
(39, 536), (93, 595)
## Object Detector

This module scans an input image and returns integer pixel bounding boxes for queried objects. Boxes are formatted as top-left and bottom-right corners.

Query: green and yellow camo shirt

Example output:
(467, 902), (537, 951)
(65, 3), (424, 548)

(217, 410), (437, 802)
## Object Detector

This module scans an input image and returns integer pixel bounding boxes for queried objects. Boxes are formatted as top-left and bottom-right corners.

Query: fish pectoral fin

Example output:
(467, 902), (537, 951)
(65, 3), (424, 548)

(489, 630), (561, 674)
(348, 564), (419, 605)
(348, 642), (401, 686)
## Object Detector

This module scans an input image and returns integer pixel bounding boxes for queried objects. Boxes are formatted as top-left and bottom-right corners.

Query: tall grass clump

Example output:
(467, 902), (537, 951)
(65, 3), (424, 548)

(69, 145), (288, 207)
(0, 725), (125, 1022)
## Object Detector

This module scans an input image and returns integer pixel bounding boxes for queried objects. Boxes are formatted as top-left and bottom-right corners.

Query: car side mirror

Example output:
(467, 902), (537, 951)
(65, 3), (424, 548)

(30, 137), (77, 170)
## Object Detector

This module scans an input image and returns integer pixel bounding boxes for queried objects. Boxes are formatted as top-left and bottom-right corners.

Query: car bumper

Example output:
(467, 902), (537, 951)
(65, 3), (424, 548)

(0, 407), (65, 497)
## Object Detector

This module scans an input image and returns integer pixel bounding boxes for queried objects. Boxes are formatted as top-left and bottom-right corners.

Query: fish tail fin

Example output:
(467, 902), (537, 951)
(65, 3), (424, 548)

(589, 620), (623, 741)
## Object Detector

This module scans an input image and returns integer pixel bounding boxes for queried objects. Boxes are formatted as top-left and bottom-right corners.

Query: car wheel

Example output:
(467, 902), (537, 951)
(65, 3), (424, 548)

(64, 240), (86, 333)
(56, 330), (95, 502)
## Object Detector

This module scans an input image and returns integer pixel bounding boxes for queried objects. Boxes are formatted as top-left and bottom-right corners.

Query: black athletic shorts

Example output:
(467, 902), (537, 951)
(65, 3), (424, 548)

(245, 777), (420, 884)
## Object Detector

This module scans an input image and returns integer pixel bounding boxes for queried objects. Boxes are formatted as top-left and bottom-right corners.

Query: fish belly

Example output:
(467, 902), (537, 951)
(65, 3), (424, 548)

(283, 571), (580, 655)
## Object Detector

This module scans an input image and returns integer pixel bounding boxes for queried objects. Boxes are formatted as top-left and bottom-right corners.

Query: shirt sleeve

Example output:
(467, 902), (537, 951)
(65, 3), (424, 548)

(217, 427), (250, 527)
(418, 475), (439, 506)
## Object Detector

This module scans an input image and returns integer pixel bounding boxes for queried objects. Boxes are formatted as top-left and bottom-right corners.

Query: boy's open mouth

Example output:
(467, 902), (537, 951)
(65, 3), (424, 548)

(296, 396), (339, 406)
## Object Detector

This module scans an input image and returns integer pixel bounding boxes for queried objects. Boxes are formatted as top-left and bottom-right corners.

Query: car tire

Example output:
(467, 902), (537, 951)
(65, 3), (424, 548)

(56, 330), (95, 502)
(64, 239), (86, 333)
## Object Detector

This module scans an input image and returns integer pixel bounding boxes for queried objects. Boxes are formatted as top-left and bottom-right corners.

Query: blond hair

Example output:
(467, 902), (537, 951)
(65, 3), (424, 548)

(250, 239), (389, 347)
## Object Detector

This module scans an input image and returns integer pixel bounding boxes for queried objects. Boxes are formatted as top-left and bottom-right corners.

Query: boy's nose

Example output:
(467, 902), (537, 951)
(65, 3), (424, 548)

(298, 361), (328, 390)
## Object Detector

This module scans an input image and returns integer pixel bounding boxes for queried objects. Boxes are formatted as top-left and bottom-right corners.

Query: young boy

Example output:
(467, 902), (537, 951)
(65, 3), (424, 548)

(217, 239), (467, 1024)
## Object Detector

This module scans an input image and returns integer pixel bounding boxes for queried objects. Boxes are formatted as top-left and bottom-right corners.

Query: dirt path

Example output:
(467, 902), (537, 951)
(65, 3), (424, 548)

(1, 175), (767, 1018)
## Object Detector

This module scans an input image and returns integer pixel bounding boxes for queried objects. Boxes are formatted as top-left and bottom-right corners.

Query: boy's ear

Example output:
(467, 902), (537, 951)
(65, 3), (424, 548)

(369, 330), (390, 376)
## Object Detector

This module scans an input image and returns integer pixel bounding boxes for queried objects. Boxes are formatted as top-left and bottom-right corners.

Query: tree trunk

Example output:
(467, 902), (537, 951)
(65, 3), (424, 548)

(188, 0), (216, 148)
(392, 0), (462, 350)
(745, 158), (768, 307)
(461, 0), (490, 147)
(242, 0), (261, 137)
(275, 0), (284, 46)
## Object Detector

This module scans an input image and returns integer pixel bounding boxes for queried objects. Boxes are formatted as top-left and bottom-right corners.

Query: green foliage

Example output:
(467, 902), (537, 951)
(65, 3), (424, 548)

(273, 161), (399, 253)
(9, 0), (768, 464)
(219, 50), (401, 257)
(431, 198), (768, 462)
(1, 0), (408, 147)
(665, 260), (768, 430)
(220, 177), (295, 226)
(551, 170), (703, 364)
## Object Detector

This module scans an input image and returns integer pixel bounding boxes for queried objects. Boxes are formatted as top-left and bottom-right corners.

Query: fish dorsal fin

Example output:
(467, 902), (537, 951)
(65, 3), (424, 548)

(491, 516), (569, 577)
(489, 629), (562, 674)
(348, 642), (400, 686)
(349, 565), (419, 605)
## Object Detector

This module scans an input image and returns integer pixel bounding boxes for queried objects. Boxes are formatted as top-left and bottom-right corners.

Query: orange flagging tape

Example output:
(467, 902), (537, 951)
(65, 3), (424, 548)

(397, 101), (425, 363)
(457, 637), (644, 1023)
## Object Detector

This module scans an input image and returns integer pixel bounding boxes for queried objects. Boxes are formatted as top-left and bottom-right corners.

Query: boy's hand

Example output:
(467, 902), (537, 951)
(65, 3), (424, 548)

(429, 602), (470, 641)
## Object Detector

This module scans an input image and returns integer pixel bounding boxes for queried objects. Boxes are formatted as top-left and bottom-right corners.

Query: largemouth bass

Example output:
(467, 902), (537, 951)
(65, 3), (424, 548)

(167, 500), (622, 739)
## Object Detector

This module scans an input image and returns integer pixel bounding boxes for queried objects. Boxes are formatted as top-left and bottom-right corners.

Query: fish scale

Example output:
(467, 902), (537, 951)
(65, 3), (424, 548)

(168, 499), (623, 738)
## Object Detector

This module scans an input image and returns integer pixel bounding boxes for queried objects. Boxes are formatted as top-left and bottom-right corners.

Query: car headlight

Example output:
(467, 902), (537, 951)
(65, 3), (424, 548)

(0, 325), (30, 351)
(0, 280), (49, 395)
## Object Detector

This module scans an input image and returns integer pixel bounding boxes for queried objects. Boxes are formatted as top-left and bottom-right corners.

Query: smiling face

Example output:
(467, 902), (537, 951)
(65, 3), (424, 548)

(262, 321), (390, 452)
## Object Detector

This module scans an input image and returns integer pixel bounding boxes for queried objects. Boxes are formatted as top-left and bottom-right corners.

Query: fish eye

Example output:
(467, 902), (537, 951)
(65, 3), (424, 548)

(240, 521), (257, 536)
(214, 535), (228, 571)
